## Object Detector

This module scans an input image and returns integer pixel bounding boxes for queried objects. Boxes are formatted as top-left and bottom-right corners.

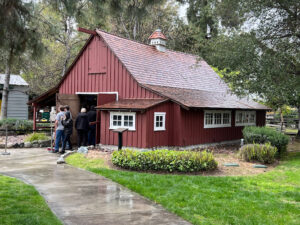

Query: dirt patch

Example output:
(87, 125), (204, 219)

(85, 149), (277, 176)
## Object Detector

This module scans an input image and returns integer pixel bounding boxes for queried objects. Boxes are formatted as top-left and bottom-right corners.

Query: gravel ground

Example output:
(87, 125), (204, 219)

(0, 135), (27, 145)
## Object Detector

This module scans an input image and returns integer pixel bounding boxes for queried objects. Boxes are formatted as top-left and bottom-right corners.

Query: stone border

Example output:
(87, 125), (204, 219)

(0, 139), (51, 149)
(57, 150), (77, 164)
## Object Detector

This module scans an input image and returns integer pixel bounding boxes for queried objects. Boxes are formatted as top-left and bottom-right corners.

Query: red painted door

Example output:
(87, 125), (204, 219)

(96, 93), (117, 144)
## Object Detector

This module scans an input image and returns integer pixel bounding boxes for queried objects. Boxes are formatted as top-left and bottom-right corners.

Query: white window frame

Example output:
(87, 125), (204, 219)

(109, 112), (136, 131)
(204, 110), (232, 128)
(235, 110), (256, 126)
(154, 112), (166, 131)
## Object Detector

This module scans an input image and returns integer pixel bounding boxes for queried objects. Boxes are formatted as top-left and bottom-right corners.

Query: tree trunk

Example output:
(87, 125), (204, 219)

(61, 43), (71, 77)
(297, 106), (300, 138)
(279, 108), (284, 132)
(0, 60), (11, 120)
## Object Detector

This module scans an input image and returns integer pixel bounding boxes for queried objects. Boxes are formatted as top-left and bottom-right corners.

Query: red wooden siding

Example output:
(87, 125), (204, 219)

(59, 36), (161, 100)
(100, 110), (148, 148)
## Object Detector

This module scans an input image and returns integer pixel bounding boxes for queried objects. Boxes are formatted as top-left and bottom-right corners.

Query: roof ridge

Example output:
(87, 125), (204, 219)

(96, 28), (202, 59)
(96, 28), (153, 48)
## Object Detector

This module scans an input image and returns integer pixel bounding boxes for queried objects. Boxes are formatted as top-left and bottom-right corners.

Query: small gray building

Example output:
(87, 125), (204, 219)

(0, 74), (29, 119)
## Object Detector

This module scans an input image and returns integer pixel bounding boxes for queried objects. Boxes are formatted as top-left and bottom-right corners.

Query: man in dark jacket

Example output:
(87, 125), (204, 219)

(87, 105), (97, 146)
(75, 108), (89, 147)
(61, 111), (73, 154)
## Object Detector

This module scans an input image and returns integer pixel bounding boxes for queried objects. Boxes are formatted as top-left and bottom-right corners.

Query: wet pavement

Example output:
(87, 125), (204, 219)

(0, 148), (191, 225)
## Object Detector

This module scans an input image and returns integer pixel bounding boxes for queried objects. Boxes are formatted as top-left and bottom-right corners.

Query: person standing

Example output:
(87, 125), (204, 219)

(75, 108), (89, 147)
(54, 105), (65, 153)
(87, 105), (97, 146)
(61, 111), (73, 154)
(64, 105), (72, 149)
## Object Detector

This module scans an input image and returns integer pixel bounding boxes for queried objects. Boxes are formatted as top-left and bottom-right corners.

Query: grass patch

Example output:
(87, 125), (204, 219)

(0, 175), (61, 225)
(25, 133), (49, 143)
(66, 151), (300, 225)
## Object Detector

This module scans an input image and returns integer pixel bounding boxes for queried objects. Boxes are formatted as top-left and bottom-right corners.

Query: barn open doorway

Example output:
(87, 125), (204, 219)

(78, 94), (97, 111)
(77, 94), (98, 145)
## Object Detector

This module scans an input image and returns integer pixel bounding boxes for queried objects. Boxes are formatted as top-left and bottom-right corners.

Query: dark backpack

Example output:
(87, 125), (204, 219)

(62, 118), (73, 128)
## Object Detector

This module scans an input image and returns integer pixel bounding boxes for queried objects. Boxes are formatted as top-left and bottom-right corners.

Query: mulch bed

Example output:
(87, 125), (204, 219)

(85, 146), (277, 176)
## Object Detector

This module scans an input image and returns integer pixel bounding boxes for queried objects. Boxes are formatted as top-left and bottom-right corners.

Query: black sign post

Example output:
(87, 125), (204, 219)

(112, 128), (128, 150)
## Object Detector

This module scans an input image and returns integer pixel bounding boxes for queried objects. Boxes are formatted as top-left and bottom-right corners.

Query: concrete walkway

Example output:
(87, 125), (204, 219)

(0, 148), (190, 225)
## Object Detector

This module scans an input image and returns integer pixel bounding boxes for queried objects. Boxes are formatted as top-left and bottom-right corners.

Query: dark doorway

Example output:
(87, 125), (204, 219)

(79, 94), (97, 111)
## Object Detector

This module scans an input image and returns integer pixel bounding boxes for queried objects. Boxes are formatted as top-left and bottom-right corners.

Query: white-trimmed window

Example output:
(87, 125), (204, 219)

(110, 112), (136, 131)
(154, 112), (166, 131)
(235, 111), (256, 126)
(204, 110), (232, 128)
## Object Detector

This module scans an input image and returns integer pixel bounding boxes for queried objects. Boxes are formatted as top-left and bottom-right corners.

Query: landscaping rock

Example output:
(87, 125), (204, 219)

(78, 146), (88, 154)
(57, 156), (65, 164)
(24, 142), (32, 148)
(38, 140), (51, 147)
(19, 143), (24, 148)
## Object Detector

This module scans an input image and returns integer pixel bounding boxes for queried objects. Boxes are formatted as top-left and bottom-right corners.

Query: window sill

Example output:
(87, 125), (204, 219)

(154, 128), (166, 132)
(235, 123), (256, 127)
(204, 124), (231, 129)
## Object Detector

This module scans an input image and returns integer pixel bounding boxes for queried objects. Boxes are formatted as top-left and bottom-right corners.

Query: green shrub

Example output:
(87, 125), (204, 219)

(25, 133), (49, 143)
(112, 149), (218, 172)
(243, 126), (289, 155)
(239, 143), (277, 164)
(0, 118), (33, 134)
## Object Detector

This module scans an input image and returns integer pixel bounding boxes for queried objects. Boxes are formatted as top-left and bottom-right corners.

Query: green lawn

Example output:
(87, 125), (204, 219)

(66, 150), (300, 225)
(0, 175), (62, 225)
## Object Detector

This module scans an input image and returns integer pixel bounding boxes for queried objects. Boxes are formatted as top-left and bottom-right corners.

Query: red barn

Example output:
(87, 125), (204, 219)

(30, 28), (269, 149)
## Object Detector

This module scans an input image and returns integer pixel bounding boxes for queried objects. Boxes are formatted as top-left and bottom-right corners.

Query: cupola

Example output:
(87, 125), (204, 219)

(148, 29), (167, 52)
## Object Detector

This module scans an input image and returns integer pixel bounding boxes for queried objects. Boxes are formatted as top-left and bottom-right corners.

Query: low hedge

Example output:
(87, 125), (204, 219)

(239, 143), (277, 164)
(0, 118), (33, 134)
(243, 126), (289, 155)
(112, 149), (218, 172)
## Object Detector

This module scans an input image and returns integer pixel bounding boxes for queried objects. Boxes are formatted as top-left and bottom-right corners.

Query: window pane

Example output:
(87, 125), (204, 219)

(205, 113), (213, 125)
(124, 121), (128, 126)
(250, 113), (255, 123)
(237, 113), (243, 123)
(113, 121), (117, 126)
(156, 122), (160, 127)
(124, 115), (129, 120)
(215, 113), (222, 124)
(129, 121), (133, 126)
(223, 113), (230, 124)
(113, 115), (117, 120)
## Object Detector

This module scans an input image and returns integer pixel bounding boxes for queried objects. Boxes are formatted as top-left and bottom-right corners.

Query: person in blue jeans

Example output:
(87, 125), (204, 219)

(54, 105), (65, 153)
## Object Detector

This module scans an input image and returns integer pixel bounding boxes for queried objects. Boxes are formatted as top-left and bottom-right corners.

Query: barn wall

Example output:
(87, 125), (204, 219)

(256, 110), (266, 126)
(145, 101), (174, 148)
(59, 36), (161, 100)
(178, 109), (266, 146)
(7, 86), (29, 120)
(100, 110), (147, 148)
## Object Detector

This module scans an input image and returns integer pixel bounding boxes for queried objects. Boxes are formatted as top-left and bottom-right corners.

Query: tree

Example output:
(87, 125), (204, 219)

(182, 0), (300, 136)
(21, 0), (109, 95)
(0, 0), (43, 119)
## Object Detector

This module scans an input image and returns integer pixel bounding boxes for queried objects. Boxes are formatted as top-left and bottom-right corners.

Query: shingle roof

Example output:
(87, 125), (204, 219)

(96, 29), (268, 110)
(0, 74), (28, 86)
(144, 85), (269, 110)
(148, 29), (167, 40)
(96, 99), (167, 111)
